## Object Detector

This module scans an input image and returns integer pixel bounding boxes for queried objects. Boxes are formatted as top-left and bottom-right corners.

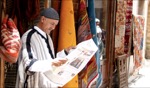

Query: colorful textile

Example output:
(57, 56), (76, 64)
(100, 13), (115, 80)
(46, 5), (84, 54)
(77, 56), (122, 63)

(87, 0), (102, 88)
(77, 0), (92, 43)
(77, 0), (97, 88)
(115, 0), (127, 56)
(124, 0), (133, 54)
(57, 0), (76, 52)
(57, 0), (78, 87)
(133, 15), (144, 69)
(0, 15), (21, 63)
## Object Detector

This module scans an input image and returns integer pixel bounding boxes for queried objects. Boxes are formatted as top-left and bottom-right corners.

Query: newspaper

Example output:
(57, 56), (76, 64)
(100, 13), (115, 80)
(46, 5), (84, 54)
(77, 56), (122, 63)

(44, 39), (98, 87)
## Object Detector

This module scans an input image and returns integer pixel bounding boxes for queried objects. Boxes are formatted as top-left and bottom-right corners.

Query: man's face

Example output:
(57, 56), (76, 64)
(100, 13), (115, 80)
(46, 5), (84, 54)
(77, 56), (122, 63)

(96, 22), (100, 25)
(41, 16), (59, 34)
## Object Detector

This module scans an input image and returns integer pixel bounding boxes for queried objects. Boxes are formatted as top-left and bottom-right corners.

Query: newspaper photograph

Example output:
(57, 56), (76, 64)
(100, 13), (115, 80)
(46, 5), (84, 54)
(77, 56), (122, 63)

(44, 39), (98, 87)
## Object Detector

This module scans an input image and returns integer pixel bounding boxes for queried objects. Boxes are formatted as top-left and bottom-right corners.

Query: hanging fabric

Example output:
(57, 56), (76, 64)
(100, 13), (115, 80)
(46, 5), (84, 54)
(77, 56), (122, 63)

(124, 0), (133, 54)
(51, 0), (61, 54)
(77, 0), (99, 88)
(12, 0), (27, 36)
(133, 15), (144, 70)
(87, 0), (102, 88)
(57, 0), (76, 51)
(0, 0), (3, 45)
(0, 15), (21, 63)
(10, 0), (41, 36)
(57, 0), (78, 87)
(25, 0), (40, 21)
(6, 0), (15, 17)
(115, 0), (128, 56)
(77, 0), (92, 43)
(32, 0), (45, 27)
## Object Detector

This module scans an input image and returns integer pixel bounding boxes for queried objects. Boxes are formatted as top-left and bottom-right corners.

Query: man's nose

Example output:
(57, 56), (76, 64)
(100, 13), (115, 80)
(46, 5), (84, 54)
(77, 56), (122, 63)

(52, 25), (56, 30)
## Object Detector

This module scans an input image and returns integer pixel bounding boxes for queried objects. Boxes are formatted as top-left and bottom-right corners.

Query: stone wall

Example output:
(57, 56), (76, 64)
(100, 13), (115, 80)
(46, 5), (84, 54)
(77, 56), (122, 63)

(145, 3), (150, 59)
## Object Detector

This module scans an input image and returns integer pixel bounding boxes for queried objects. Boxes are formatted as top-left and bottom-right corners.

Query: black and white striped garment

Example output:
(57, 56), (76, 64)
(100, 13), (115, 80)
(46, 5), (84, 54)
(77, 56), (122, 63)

(15, 26), (66, 88)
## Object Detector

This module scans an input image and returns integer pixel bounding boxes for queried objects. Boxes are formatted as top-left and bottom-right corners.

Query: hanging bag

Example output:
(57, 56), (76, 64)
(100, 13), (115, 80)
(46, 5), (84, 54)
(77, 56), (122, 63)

(0, 15), (21, 63)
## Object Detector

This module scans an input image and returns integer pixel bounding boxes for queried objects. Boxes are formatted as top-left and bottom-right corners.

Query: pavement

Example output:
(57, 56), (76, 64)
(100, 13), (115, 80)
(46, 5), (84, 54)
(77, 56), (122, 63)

(128, 59), (150, 88)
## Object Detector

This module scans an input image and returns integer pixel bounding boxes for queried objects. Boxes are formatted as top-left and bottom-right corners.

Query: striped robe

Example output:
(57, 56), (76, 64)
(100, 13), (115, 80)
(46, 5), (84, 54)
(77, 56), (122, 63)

(15, 26), (66, 88)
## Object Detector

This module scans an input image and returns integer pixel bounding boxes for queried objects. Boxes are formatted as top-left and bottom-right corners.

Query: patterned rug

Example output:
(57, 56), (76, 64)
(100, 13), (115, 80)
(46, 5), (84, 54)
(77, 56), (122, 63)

(133, 15), (144, 69)
(124, 0), (133, 54)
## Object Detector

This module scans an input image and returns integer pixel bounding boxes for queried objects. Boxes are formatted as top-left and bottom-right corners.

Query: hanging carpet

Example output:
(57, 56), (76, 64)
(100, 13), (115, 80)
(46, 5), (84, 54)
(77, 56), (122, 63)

(57, 0), (78, 87)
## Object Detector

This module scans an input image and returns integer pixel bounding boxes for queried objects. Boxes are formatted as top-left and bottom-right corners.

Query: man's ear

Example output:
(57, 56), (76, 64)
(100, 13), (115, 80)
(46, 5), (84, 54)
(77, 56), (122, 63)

(41, 16), (45, 23)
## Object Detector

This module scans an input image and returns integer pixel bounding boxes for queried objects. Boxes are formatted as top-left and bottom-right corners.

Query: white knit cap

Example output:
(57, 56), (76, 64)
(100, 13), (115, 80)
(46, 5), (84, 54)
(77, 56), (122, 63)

(95, 18), (100, 23)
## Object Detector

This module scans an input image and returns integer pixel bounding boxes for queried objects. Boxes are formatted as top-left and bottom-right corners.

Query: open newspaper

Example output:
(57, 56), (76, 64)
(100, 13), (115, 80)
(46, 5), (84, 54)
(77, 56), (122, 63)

(44, 39), (98, 87)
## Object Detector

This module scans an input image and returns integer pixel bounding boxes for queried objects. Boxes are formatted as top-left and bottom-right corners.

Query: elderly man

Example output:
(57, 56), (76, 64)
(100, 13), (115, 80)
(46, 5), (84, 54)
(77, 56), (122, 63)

(16, 7), (72, 88)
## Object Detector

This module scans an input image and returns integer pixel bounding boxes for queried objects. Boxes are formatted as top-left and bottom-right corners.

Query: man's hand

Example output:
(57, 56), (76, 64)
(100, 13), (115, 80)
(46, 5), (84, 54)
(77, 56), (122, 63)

(64, 46), (76, 54)
(52, 58), (68, 67)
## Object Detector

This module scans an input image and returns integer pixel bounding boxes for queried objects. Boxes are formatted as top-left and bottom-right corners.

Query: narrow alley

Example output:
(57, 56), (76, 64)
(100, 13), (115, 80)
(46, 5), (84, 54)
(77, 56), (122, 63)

(129, 59), (150, 87)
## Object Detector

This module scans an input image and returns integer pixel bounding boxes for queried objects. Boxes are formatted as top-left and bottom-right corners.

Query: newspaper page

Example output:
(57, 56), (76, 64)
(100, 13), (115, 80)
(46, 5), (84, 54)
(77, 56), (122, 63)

(44, 39), (98, 87)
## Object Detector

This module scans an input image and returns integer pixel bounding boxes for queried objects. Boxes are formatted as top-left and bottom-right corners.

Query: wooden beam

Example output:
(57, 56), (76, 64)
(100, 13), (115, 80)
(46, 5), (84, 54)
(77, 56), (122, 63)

(107, 0), (116, 87)
(0, 0), (6, 87)
(0, 59), (5, 88)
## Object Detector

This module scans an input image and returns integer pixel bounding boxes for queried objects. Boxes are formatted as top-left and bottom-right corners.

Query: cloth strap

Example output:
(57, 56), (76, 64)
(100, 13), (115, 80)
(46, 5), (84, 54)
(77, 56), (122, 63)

(32, 27), (54, 59)
(24, 29), (36, 88)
